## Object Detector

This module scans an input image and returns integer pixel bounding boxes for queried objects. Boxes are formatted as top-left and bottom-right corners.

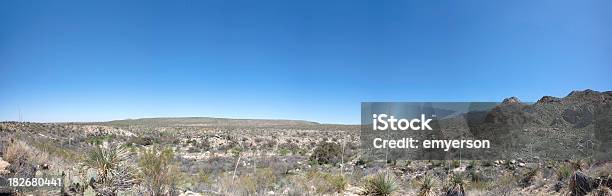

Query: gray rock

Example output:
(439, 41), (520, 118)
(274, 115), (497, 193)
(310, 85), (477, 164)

(554, 181), (566, 192)
(569, 171), (594, 196)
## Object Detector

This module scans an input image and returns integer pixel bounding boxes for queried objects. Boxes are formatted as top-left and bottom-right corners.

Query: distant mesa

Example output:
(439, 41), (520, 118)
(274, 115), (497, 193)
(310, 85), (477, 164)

(104, 117), (323, 127)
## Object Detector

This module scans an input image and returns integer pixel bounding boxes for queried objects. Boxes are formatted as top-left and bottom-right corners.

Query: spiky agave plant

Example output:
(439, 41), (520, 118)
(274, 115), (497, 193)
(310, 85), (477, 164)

(363, 172), (398, 196)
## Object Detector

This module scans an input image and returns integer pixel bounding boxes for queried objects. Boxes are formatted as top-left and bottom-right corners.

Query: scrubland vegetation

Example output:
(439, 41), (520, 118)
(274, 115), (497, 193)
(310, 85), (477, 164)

(1, 120), (611, 196)
(1, 90), (611, 195)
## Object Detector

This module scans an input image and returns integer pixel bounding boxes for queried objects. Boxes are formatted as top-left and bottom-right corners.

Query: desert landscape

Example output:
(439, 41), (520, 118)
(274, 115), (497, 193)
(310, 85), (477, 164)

(0, 89), (611, 196)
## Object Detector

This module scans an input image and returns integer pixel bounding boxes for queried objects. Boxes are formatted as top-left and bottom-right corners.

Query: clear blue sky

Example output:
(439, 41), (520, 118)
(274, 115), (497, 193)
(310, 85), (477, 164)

(1, 0), (610, 124)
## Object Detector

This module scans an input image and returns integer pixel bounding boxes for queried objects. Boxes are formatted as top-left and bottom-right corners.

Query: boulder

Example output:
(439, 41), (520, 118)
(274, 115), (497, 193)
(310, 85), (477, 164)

(445, 185), (465, 196)
(555, 181), (566, 192)
(569, 171), (594, 196)
(0, 157), (10, 175)
(179, 190), (202, 196)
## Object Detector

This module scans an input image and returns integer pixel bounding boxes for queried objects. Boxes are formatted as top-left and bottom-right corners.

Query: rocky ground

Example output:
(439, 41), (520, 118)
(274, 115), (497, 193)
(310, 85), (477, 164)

(0, 89), (611, 195)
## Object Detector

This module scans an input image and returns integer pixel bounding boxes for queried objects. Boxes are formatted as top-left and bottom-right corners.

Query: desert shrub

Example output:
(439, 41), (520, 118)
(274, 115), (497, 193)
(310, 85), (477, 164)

(467, 160), (477, 170)
(363, 172), (397, 196)
(127, 136), (155, 146)
(200, 156), (235, 175)
(303, 170), (347, 193)
(229, 146), (243, 157)
(325, 174), (348, 193)
(278, 148), (291, 156)
(520, 168), (539, 187)
(490, 174), (517, 196)
(253, 167), (278, 191)
(430, 160), (444, 167)
(237, 175), (258, 195)
(4, 141), (32, 164)
(277, 142), (306, 156)
(451, 160), (461, 169)
(220, 167), (279, 195)
(3, 141), (37, 177)
(192, 169), (212, 192)
(309, 142), (342, 165)
(85, 135), (114, 145)
(556, 163), (573, 181)
(138, 146), (180, 196)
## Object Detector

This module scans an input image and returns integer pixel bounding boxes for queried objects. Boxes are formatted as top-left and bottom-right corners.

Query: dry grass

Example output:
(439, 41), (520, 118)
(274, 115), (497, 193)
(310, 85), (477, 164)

(556, 163), (573, 181)
(4, 141), (32, 164)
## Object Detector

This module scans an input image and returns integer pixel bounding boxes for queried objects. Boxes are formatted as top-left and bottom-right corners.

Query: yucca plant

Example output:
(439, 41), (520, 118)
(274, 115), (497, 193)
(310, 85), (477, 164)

(445, 173), (467, 196)
(450, 173), (469, 187)
(417, 175), (436, 196)
(84, 144), (128, 183)
(363, 172), (397, 196)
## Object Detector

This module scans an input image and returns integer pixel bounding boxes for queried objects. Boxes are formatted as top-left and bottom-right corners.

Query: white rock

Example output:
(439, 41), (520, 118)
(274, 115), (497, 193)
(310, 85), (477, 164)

(179, 191), (201, 196)
(0, 157), (10, 175)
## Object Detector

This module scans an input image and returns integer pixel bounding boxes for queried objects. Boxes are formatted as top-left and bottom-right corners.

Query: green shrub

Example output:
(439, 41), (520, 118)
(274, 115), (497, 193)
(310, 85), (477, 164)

(278, 148), (291, 156)
(309, 142), (343, 165)
(451, 160), (461, 169)
(363, 172), (397, 196)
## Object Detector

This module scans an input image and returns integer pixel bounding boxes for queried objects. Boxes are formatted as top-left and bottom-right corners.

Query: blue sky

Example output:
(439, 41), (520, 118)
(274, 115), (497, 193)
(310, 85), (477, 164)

(0, 0), (610, 124)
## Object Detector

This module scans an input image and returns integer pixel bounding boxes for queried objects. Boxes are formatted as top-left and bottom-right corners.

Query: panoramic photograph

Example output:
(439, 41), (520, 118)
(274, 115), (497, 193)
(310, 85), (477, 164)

(0, 0), (611, 196)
